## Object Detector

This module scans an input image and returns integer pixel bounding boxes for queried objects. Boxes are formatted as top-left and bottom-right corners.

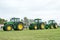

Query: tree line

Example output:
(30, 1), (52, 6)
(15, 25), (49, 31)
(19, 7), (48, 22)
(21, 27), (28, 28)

(21, 17), (34, 28)
(0, 18), (7, 24)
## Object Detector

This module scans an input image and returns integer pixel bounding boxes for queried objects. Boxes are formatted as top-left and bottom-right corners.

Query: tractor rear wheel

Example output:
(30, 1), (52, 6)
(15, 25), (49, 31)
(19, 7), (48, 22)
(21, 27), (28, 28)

(17, 23), (24, 30)
(50, 25), (54, 29)
(54, 24), (58, 29)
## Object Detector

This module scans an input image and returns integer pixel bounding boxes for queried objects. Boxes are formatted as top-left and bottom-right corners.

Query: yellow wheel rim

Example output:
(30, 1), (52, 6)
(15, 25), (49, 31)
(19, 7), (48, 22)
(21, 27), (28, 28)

(34, 26), (37, 30)
(18, 24), (23, 30)
(51, 25), (53, 29)
(55, 25), (58, 28)
(41, 24), (44, 29)
(7, 26), (12, 31)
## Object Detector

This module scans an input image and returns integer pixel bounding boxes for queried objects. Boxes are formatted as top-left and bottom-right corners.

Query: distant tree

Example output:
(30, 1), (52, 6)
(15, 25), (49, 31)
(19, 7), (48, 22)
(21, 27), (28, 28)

(24, 17), (29, 29)
(0, 18), (7, 24)
(29, 19), (34, 24)
(21, 19), (24, 22)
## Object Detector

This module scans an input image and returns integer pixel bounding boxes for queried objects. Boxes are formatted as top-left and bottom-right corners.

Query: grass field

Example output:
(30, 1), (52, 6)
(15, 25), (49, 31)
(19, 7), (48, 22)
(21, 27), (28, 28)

(0, 28), (60, 40)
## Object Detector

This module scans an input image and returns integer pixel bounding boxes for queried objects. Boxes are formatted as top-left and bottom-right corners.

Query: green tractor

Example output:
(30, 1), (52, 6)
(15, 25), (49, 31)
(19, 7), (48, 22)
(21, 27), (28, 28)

(3, 18), (24, 31)
(45, 20), (58, 29)
(29, 19), (45, 30)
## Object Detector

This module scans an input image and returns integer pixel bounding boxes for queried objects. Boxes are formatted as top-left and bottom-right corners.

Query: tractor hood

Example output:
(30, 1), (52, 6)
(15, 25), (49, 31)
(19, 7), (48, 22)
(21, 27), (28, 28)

(31, 22), (37, 25)
(4, 21), (14, 25)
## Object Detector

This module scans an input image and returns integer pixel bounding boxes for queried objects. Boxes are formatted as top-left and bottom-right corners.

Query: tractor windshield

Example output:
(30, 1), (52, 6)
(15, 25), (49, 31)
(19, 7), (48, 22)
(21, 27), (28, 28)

(10, 18), (20, 22)
(39, 20), (42, 23)
(35, 20), (38, 23)
(34, 19), (42, 23)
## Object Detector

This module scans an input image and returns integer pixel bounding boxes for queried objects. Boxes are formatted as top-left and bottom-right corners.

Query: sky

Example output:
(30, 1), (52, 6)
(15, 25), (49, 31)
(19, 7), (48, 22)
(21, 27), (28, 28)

(0, 0), (60, 23)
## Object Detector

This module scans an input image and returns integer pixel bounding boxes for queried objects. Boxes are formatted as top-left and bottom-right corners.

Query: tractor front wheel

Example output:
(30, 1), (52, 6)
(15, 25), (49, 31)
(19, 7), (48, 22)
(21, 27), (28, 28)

(40, 23), (45, 29)
(3, 25), (12, 31)
(34, 25), (37, 30)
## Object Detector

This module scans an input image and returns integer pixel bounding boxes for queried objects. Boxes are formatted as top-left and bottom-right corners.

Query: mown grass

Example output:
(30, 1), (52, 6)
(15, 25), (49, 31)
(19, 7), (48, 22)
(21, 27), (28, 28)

(0, 28), (60, 40)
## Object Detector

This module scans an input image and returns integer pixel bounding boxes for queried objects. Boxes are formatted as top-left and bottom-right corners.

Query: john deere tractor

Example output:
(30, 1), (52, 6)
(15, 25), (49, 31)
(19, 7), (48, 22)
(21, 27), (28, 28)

(29, 19), (45, 30)
(45, 20), (58, 29)
(3, 18), (24, 31)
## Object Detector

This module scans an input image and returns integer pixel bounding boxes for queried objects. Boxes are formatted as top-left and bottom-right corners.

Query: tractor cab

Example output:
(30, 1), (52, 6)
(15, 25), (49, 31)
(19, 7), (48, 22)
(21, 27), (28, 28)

(34, 19), (42, 23)
(48, 20), (56, 24)
(10, 18), (20, 22)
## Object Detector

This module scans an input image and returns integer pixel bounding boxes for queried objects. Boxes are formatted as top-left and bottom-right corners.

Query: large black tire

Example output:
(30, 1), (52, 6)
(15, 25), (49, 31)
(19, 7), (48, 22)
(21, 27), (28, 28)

(3, 25), (12, 31)
(40, 23), (45, 29)
(45, 25), (49, 29)
(29, 24), (36, 30)
(34, 25), (37, 30)
(54, 23), (58, 29)
(17, 22), (24, 31)
(29, 25), (33, 30)
(50, 25), (54, 29)
(3, 26), (6, 31)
